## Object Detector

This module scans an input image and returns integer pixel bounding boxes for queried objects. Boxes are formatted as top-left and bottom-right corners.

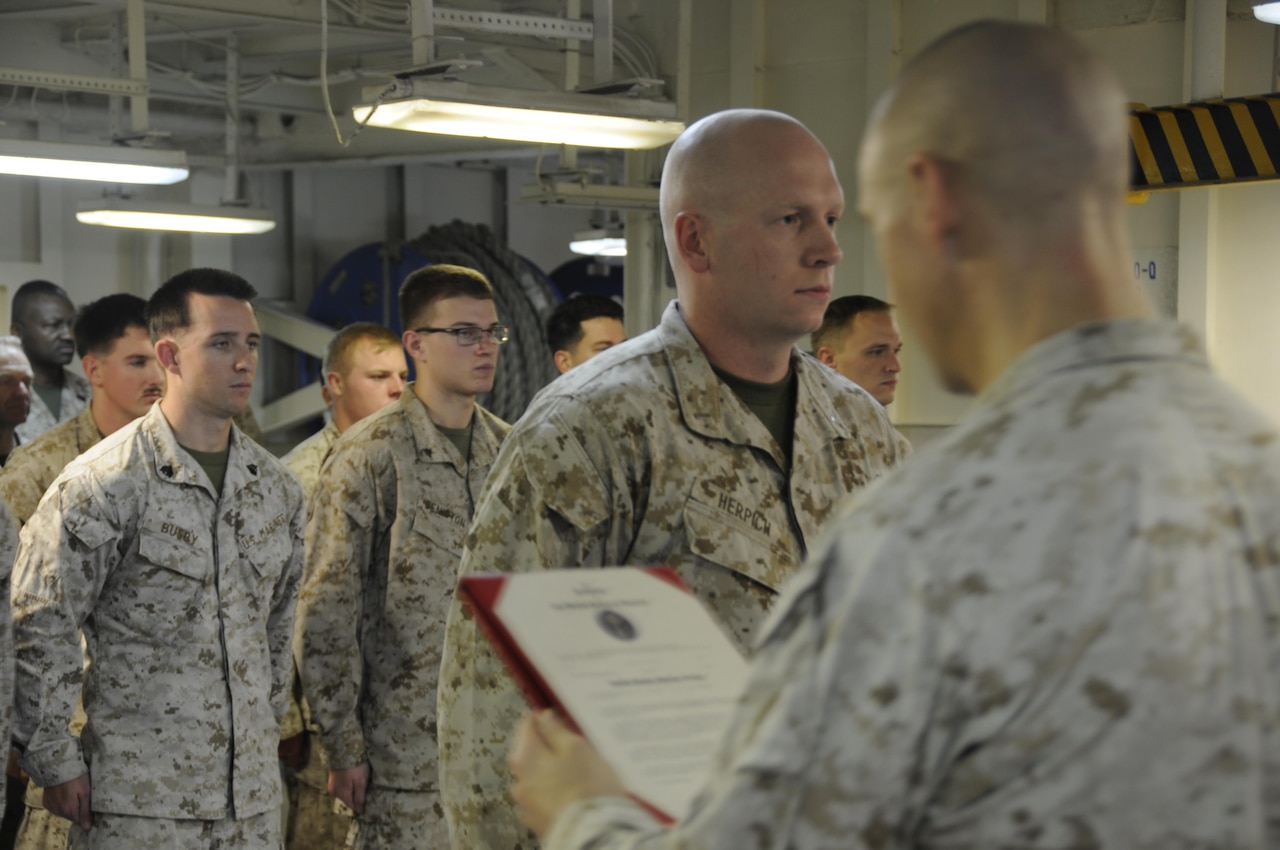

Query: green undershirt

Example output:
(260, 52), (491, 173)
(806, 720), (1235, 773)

(34, 384), (61, 421)
(181, 444), (230, 495)
(712, 364), (798, 462)
(436, 422), (474, 462)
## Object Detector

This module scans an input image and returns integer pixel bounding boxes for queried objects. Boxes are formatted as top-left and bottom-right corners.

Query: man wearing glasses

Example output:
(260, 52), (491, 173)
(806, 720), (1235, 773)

(295, 264), (511, 850)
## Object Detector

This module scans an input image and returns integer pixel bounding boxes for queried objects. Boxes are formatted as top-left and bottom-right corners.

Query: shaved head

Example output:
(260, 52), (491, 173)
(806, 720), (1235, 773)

(660, 109), (829, 272)
(863, 21), (1129, 227)
(858, 21), (1145, 396)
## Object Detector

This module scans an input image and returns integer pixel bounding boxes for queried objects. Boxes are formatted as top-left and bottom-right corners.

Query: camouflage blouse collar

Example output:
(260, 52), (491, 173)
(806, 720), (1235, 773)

(980, 318), (1207, 407)
(74, 404), (101, 451)
(400, 387), (503, 469)
(658, 301), (847, 445)
(143, 402), (260, 493)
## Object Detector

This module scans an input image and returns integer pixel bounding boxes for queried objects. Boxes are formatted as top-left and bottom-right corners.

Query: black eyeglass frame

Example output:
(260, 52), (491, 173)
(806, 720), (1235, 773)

(413, 325), (510, 346)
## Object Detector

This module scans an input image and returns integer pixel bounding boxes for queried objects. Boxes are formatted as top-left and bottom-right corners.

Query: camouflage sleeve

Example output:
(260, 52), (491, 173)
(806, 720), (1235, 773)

(268, 487), (306, 728)
(295, 448), (377, 771)
(11, 475), (117, 788)
(539, 543), (903, 850)
(440, 416), (623, 850)
(0, 447), (49, 526)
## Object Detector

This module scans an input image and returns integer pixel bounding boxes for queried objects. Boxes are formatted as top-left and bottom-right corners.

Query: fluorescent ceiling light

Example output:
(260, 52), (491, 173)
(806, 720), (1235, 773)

(76, 199), (275, 235)
(354, 81), (684, 150)
(0, 139), (189, 185)
(1255, 2), (1280, 23)
(570, 228), (626, 257)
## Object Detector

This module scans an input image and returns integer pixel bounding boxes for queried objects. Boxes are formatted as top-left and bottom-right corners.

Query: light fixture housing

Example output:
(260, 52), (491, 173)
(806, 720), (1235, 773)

(76, 199), (276, 235)
(354, 80), (685, 150)
(0, 139), (189, 185)
(570, 227), (626, 257)
(1255, 2), (1280, 23)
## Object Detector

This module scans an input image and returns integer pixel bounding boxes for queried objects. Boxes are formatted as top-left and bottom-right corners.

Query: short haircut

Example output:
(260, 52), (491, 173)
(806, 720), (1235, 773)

(12, 280), (71, 326)
(322, 322), (403, 377)
(74, 293), (149, 358)
(147, 268), (257, 341)
(399, 264), (494, 329)
(545, 294), (625, 355)
(812, 295), (893, 352)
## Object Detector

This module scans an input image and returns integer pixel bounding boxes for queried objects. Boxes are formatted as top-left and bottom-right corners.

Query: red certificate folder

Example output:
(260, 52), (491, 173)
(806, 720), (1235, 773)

(460, 563), (747, 824)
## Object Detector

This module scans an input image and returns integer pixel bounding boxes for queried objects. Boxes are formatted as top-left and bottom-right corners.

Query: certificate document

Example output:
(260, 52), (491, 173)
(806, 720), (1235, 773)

(459, 567), (748, 823)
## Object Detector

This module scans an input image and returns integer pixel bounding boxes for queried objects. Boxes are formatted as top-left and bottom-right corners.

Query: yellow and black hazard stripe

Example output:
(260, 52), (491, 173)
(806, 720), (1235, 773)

(1130, 94), (1280, 191)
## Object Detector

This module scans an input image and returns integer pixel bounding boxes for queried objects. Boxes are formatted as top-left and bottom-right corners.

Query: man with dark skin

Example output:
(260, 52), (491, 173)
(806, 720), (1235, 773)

(10, 281), (88, 445)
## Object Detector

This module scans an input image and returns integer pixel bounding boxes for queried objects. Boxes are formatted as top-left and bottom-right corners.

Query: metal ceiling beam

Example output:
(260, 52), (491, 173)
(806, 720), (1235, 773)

(94, 1), (593, 40)
(0, 66), (147, 97)
(0, 3), (115, 21)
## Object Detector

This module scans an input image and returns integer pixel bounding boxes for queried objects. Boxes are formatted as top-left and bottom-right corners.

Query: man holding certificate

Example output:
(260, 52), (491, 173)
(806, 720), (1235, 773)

(438, 109), (910, 848)
(507, 20), (1280, 848)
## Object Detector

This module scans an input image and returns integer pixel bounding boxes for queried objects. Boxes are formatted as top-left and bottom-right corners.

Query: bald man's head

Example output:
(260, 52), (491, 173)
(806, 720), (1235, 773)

(659, 109), (829, 271)
(862, 21), (1129, 227)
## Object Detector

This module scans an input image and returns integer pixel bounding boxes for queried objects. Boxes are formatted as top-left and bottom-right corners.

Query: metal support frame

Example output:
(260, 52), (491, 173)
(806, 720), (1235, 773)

(411, 0), (436, 66)
(224, 33), (240, 204)
(126, 0), (147, 133)
(592, 0), (614, 85)
(0, 66), (147, 96)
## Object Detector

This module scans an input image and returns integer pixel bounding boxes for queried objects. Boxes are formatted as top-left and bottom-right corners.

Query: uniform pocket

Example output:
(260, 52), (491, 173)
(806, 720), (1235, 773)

(136, 527), (207, 581)
(683, 497), (793, 593)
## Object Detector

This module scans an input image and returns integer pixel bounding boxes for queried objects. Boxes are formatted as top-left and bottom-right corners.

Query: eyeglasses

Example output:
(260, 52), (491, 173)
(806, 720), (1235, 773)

(414, 324), (510, 347)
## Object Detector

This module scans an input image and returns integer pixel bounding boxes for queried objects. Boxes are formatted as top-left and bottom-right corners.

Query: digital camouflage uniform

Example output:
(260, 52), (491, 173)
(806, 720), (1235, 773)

(281, 418), (347, 850)
(15, 369), (89, 445)
(11, 402), (304, 847)
(0, 404), (100, 524)
(541, 320), (1280, 849)
(0, 498), (18, 829)
(437, 301), (907, 850)
(297, 389), (510, 850)
(0, 405), (100, 850)
(281, 420), (339, 502)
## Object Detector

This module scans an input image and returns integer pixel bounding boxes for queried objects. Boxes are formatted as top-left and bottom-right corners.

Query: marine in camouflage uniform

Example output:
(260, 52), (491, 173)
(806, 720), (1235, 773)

(510, 20), (1280, 849)
(437, 300), (907, 849)
(11, 270), (303, 850)
(297, 268), (508, 849)
(283, 322), (407, 850)
(2, 402), (96, 850)
(13, 368), (89, 446)
(0, 404), (98, 524)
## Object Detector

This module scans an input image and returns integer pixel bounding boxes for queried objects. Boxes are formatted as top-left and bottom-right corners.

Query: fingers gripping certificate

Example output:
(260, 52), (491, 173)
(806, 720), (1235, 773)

(460, 567), (749, 822)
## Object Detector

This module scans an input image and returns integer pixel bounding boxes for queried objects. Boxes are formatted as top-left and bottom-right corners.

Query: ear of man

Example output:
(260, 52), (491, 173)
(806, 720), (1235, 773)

(673, 212), (711, 274)
(553, 350), (573, 374)
(815, 347), (836, 367)
(82, 354), (104, 389)
(155, 339), (181, 374)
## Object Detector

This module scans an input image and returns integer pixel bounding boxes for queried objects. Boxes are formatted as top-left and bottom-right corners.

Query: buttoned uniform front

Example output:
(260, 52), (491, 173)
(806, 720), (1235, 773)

(538, 319), (1280, 850)
(296, 388), (510, 846)
(11, 401), (305, 821)
(0, 404), (100, 524)
(15, 368), (89, 445)
(437, 300), (908, 850)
